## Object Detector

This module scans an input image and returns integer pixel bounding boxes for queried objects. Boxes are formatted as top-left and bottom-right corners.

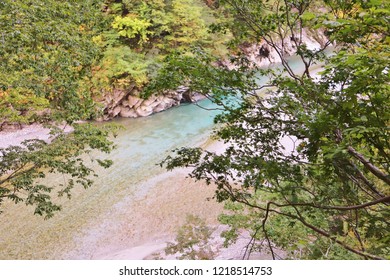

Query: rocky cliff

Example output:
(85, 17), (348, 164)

(97, 85), (204, 121)
(225, 29), (329, 68)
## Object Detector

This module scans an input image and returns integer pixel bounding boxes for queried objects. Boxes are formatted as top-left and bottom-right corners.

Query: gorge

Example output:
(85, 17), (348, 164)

(0, 54), (311, 259)
(1, 0), (388, 261)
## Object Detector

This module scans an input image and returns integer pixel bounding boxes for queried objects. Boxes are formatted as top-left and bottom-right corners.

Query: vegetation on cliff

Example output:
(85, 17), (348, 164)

(0, 0), (108, 126)
(0, 0), (226, 127)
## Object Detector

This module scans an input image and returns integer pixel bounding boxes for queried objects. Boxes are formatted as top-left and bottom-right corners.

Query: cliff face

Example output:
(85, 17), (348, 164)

(98, 29), (329, 121)
(225, 29), (329, 69)
(97, 90), (178, 121)
(97, 86), (197, 121)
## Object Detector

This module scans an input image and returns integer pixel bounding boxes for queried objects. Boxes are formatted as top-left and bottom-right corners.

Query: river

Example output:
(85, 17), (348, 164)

(0, 55), (311, 259)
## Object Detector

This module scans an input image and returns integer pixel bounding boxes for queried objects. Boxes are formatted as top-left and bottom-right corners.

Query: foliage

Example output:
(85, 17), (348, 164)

(94, 46), (153, 88)
(144, 47), (255, 99)
(0, 0), (122, 218)
(0, 123), (120, 219)
(0, 89), (49, 129)
(112, 14), (153, 46)
(159, 0), (390, 259)
(0, 0), (225, 218)
(0, 0), (229, 123)
(165, 214), (217, 260)
(107, 0), (214, 50)
(164, 0), (210, 50)
(0, 0), (110, 125)
(101, 0), (229, 90)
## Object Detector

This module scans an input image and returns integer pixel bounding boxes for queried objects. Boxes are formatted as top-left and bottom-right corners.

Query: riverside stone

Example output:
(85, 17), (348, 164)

(141, 96), (158, 107)
(136, 106), (153, 117)
(111, 89), (127, 106)
(153, 103), (169, 113)
(120, 107), (138, 118)
(133, 98), (144, 109)
(112, 106), (121, 117)
(127, 95), (141, 108)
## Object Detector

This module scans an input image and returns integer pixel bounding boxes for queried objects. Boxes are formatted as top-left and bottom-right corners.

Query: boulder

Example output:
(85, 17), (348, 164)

(136, 105), (153, 117)
(153, 103), (169, 113)
(133, 98), (144, 109)
(111, 89), (127, 107)
(162, 97), (177, 107)
(111, 106), (122, 117)
(141, 95), (158, 107)
(120, 107), (138, 118)
(127, 95), (142, 108)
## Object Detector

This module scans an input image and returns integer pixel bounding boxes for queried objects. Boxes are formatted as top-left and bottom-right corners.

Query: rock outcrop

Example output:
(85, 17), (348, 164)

(97, 87), (190, 121)
(224, 29), (329, 69)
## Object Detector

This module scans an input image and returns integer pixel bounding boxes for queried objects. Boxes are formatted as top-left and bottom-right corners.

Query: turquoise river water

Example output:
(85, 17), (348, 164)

(0, 55), (311, 259)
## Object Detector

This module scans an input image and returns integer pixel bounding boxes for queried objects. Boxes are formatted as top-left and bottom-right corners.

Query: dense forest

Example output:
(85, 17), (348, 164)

(0, 0), (389, 260)
(0, 0), (226, 126)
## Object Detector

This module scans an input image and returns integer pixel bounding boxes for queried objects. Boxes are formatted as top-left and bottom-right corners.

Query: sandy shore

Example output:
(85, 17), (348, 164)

(85, 167), (273, 260)
(80, 139), (273, 260)
(0, 124), (50, 148)
(0, 124), (272, 260)
(86, 168), (223, 260)
(0, 123), (73, 149)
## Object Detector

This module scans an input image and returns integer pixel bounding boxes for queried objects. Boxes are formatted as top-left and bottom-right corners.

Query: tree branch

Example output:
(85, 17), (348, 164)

(347, 146), (390, 185)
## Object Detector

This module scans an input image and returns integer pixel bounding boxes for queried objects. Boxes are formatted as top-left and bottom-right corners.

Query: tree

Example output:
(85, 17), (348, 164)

(0, 0), (109, 124)
(97, 0), (227, 94)
(164, 0), (209, 50)
(0, 0), (120, 218)
(0, 124), (119, 219)
(158, 0), (390, 259)
(165, 214), (217, 260)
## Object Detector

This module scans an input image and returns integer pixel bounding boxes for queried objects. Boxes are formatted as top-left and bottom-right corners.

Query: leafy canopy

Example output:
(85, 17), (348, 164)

(0, 0), (120, 217)
(0, 123), (120, 219)
(159, 0), (390, 259)
(98, 0), (229, 91)
(0, 0), (109, 124)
